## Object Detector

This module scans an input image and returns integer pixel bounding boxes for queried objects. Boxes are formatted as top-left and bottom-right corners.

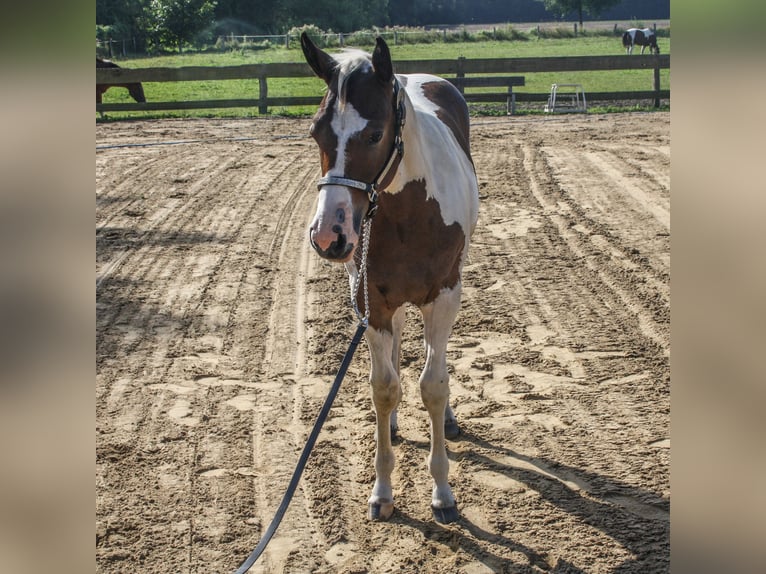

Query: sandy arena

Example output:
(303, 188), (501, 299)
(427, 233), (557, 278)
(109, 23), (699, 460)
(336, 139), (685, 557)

(97, 112), (670, 573)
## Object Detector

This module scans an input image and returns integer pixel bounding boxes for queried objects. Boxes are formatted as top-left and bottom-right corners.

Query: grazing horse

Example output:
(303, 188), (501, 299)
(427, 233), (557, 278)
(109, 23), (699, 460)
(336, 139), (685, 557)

(96, 58), (146, 104)
(622, 28), (660, 55)
(301, 33), (479, 523)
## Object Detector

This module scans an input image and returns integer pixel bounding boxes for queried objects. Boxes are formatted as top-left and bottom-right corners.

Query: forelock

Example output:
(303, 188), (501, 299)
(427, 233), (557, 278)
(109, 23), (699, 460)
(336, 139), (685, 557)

(334, 49), (372, 107)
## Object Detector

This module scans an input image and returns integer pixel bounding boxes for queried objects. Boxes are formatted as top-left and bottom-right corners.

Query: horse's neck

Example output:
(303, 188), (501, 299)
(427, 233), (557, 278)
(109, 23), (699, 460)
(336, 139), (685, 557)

(387, 100), (428, 191)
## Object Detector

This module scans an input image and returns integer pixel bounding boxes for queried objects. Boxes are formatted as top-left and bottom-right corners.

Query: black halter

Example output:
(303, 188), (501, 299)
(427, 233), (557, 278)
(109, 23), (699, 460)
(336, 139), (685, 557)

(316, 77), (406, 219)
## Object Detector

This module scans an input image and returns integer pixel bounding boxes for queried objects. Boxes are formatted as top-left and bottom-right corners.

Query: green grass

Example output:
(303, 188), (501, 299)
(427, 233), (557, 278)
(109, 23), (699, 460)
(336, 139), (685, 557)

(98, 34), (670, 120)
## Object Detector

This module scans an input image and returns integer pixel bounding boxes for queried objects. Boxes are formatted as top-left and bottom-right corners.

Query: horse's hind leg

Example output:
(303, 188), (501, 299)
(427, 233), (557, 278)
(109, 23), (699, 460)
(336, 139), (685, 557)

(389, 306), (406, 440)
(419, 284), (461, 523)
(385, 305), (457, 440)
(445, 403), (459, 439)
(366, 323), (402, 521)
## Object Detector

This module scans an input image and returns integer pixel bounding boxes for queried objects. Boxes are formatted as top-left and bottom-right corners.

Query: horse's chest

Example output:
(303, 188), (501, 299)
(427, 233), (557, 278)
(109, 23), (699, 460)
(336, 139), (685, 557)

(367, 180), (466, 308)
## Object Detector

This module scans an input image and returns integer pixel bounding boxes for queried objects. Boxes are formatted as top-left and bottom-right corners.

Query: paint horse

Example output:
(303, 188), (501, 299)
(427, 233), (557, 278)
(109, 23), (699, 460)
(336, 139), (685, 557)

(96, 58), (146, 104)
(622, 28), (660, 55)
(301, 33), (478, 523)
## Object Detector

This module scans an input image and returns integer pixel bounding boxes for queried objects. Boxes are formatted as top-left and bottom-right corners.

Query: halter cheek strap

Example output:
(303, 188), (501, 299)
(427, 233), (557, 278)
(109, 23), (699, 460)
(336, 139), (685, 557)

(316, 77), (406, 220)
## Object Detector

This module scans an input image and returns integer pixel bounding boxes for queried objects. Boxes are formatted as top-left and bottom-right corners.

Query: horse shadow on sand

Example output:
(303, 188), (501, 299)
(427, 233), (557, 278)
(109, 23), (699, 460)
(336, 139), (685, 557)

(390, 423), (669, 573)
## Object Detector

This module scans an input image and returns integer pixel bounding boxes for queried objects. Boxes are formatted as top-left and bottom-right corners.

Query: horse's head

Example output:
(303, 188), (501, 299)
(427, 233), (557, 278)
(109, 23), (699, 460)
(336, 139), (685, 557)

(301, 33), (400, 263)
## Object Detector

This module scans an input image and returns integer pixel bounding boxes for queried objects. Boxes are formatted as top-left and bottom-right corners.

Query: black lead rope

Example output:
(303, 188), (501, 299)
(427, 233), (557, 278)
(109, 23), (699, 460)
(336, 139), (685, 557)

(235, 70), (395, 574)
(234, 319), (368, 574)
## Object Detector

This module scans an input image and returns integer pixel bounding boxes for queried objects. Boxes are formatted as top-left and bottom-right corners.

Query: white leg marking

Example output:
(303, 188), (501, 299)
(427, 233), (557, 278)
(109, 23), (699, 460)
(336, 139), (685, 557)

(419, 285), (462, 513)
(365, 323), (402, 519)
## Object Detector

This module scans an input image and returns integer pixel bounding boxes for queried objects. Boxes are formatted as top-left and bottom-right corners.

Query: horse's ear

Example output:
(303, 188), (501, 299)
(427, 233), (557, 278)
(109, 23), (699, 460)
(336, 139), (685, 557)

(301, 32), (336, 84)
(372, 36), (393, 85)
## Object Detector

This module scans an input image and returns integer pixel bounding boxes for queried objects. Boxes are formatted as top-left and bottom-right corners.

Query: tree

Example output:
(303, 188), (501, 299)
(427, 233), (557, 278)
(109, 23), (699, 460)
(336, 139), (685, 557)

(274, 0), (389, 32)
(536, 0), (622, 28)
(97, 0), (154, 53)
(149, 0), (217, 51)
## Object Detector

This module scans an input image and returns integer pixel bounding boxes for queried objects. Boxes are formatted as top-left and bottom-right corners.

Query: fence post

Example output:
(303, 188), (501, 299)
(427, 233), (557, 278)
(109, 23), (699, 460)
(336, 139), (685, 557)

(653, 59), (661, 108)
(259, 76), (268, 114)
(574, 23), (578, 36)
(339, 33), (344, 47)
(285, 34), (289, 48)
(456, 56), (465, 94)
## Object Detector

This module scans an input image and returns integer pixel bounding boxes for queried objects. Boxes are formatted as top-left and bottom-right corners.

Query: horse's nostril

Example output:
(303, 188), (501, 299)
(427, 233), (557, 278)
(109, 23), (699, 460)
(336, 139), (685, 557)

(332, 224), (342, 234)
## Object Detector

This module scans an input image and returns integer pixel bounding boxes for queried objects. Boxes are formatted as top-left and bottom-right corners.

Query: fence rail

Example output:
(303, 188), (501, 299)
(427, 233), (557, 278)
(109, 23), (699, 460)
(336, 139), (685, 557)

(96, 54), (670, 115)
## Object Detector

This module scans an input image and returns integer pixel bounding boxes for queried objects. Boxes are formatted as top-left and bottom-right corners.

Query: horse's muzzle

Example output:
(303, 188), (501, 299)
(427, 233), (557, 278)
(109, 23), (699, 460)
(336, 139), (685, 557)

(309, 228), (355, 262)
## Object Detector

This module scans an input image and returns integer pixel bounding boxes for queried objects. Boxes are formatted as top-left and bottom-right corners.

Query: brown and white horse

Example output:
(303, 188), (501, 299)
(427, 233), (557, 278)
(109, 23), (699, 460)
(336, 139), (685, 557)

(622, 28), (660, 55)
(301, 33), (479, 523)
(96, 58), (146, 104)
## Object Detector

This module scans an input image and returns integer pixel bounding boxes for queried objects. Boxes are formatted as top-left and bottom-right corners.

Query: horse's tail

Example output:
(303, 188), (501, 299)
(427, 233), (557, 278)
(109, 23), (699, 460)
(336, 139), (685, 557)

(622, 32), (630, 48)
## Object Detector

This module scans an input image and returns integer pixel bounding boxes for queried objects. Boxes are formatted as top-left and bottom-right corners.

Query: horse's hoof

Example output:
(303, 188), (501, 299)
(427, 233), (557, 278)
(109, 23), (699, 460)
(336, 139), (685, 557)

(368, 501), (394, 521)
(432, 504), (459, 524)
(445, 419), (460, 440)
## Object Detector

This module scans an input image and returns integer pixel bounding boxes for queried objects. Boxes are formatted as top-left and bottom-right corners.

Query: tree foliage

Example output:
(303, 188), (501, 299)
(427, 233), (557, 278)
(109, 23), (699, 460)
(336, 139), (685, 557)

(273, 0), (390, 33)
(96, 0), (153, 52)
(149, 0), (217, 51)
(535, 0), (623, 27)
(96, 0), (669, 52)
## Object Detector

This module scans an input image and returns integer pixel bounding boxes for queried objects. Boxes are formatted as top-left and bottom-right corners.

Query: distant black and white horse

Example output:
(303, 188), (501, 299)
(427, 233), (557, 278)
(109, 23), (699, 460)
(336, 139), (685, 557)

(622, 28), (660, 55)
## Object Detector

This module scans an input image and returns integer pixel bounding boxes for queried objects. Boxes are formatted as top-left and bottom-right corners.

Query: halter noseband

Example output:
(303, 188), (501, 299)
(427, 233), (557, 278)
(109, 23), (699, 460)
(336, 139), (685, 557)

(316, 77), (406, 219)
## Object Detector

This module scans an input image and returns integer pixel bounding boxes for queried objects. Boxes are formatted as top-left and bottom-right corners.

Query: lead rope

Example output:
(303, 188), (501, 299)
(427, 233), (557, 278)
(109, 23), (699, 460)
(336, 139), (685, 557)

(352, 218), (372, 324)
(234, 220), (372, 574)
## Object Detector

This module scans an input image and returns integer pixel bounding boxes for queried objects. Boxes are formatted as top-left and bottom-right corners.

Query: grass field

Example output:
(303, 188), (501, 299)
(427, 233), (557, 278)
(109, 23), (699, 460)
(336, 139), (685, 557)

(98, 33), (670, 119)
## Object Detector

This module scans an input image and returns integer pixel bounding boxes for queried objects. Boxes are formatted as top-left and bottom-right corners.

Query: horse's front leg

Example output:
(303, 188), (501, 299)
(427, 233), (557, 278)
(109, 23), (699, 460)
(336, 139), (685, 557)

(366, 324), (401, 521)
(419, 285), (461, 523)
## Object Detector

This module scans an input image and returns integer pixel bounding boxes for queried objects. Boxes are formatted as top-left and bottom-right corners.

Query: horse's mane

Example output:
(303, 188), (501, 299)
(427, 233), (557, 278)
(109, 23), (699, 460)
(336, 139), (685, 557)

(334, 49), (372, 108)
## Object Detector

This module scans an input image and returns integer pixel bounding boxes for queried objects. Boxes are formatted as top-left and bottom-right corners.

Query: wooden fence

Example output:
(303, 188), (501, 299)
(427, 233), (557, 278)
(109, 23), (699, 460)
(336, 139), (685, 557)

(96, 54), (670, 115)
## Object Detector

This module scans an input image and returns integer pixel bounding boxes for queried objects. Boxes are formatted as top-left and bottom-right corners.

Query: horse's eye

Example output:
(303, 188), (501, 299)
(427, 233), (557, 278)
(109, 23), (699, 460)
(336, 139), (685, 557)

(368, 131), (383, 144)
